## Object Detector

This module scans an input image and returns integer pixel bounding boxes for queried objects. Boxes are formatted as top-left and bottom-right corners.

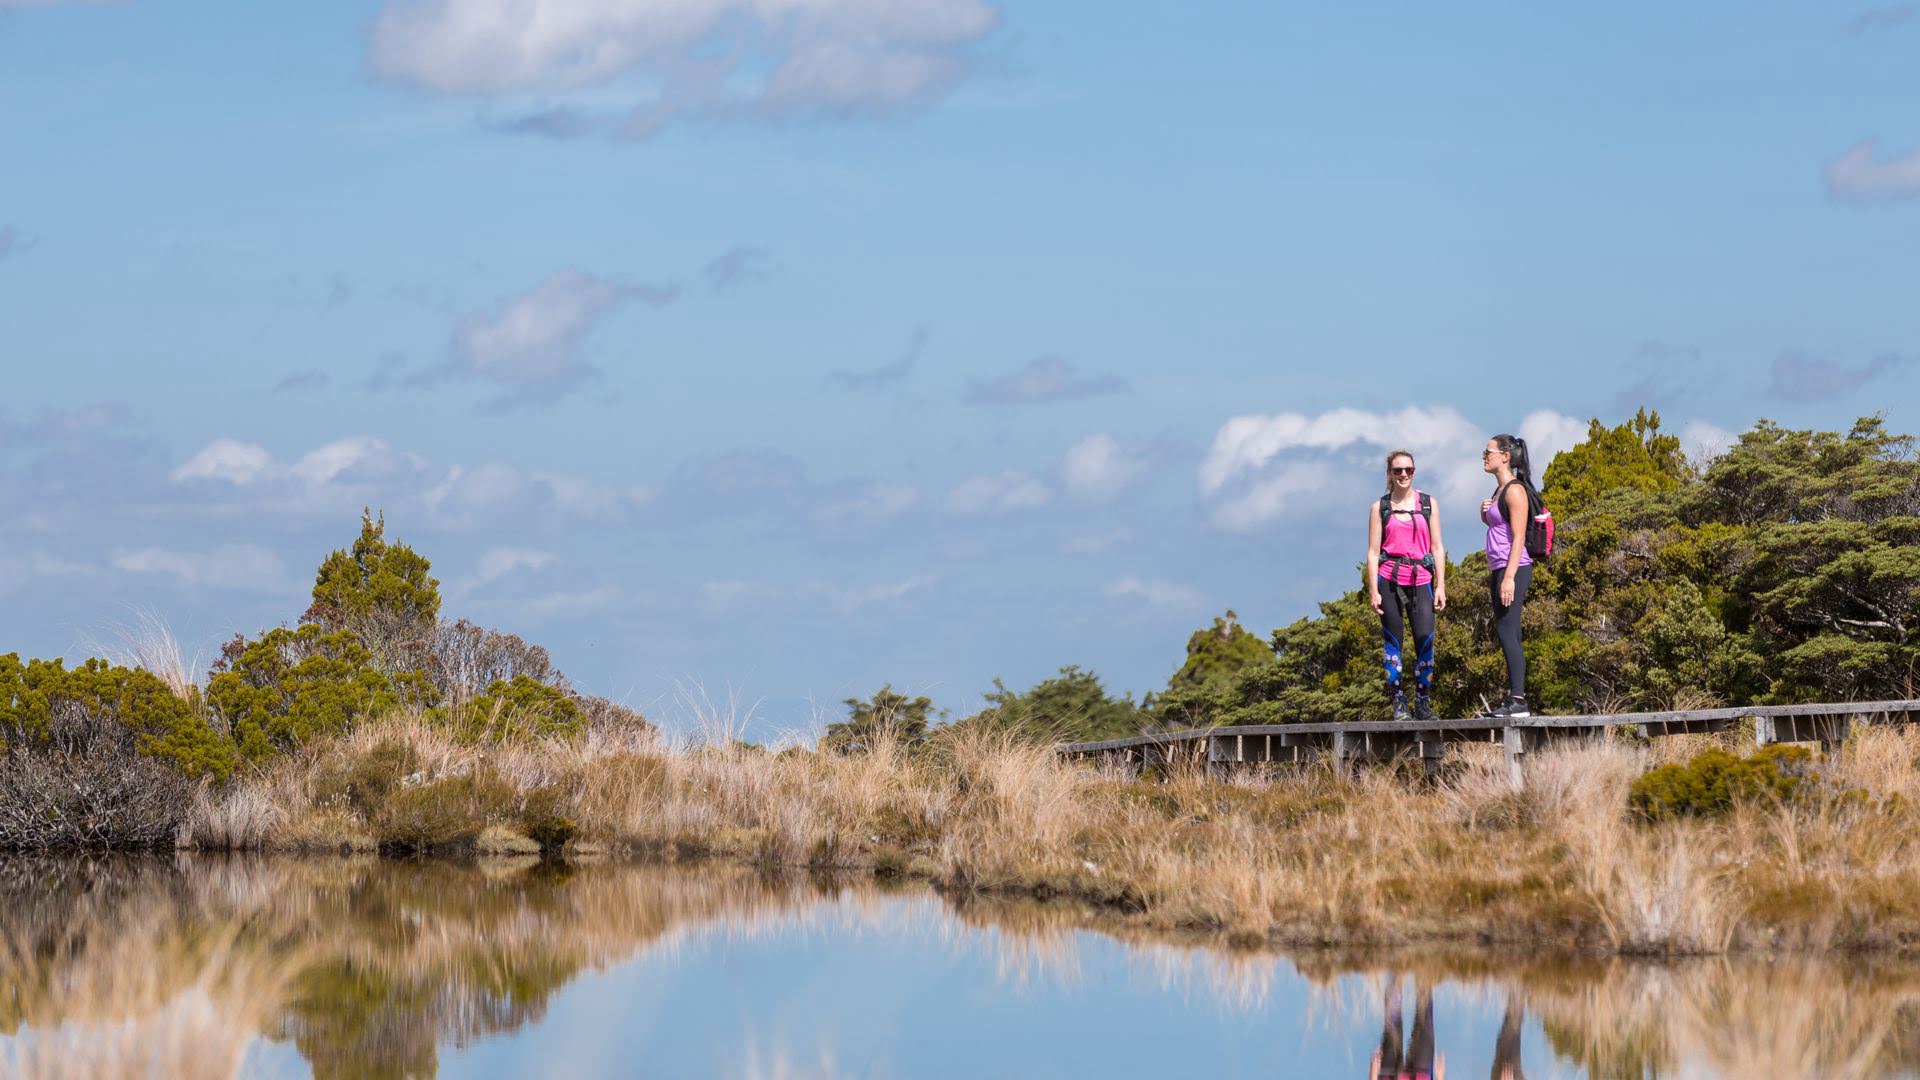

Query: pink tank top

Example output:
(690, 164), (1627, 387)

(1379, 494), (1433, 587)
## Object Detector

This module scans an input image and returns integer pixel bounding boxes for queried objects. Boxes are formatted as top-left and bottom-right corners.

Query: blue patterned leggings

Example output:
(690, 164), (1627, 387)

(1380, 579), (1435, 694)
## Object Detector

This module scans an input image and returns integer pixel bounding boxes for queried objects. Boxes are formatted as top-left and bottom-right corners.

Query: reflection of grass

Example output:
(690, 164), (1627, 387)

(183, 715), (1920, 955)
(9, 855), (1920, 1077)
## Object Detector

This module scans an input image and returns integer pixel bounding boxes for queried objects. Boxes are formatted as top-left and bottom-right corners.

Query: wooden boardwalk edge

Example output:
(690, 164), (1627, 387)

(1055, 699), (1920, 782)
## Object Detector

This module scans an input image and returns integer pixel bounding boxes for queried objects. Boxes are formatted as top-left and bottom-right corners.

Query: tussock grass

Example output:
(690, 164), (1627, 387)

(179, 713), (1920, 954)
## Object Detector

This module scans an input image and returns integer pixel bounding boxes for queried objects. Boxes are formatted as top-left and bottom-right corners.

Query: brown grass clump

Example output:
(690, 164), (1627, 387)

(172, 711), (1920, 955)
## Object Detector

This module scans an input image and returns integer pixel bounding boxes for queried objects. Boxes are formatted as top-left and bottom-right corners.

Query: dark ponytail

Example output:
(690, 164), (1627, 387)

(1494, 434), (1534, 489)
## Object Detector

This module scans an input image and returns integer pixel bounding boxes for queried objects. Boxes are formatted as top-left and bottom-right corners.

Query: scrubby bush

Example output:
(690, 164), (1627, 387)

(0, 702), (196, 847)
(1628, 745), (1814, 822)
(207, 625), (421, 760)
(375, 767), (516, 851)
(453, 675), (584, 741)
(824, 686), (938, 754)
(950, 665), (1145, 743)
(0, 653), (234, 780)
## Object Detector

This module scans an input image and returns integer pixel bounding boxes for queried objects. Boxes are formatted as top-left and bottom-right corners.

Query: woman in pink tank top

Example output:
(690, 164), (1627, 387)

(1366, 450), (1448, 722)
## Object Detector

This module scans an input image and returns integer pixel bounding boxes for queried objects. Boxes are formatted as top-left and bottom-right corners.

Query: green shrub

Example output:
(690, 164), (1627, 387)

(1628, 744), (1814, 822)
(0, 653), (235, 780)
(207, 625), (416, 760)
(309, 510), (441, 629)
(451, 676), (584, 741)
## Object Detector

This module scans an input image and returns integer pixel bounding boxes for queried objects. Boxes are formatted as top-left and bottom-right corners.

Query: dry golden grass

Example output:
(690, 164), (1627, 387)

(177, 712), (1920, 955)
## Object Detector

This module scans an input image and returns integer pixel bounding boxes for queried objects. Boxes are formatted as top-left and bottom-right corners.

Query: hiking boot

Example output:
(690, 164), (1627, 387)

(1412, 694), (1437, 722)
(1486, 696), (1531, 719)
(1390, 689), (1412, 722)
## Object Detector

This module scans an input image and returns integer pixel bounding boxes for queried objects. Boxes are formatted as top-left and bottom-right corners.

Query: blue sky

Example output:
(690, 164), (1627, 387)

(2, 0), (1916, 736)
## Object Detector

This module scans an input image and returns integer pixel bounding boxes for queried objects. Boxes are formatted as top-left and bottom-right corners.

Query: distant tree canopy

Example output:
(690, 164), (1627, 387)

(310, 510), (441, 630)
(953, 666), (1145, 744)
(824, 685), (938, 754)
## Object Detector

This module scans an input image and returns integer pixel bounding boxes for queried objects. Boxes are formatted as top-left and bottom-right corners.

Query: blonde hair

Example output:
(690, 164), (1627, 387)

(1384, 448), (1415, 494)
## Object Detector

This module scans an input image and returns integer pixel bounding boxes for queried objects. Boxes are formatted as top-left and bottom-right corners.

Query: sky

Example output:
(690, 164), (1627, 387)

(1, 0), (1917, 738)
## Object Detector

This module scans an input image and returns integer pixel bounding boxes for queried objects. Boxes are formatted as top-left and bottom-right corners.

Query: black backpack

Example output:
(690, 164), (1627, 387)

(1496, 480), (1555, 561)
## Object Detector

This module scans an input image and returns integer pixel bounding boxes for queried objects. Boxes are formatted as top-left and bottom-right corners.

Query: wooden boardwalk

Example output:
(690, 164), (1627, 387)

(1056, 699), (1920, 784)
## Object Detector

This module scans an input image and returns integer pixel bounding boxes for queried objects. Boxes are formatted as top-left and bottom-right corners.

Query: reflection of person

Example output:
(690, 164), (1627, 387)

(1369, 981), (1444, 1080)
(1366, 450), (1448, 722)
(1491, 996), (1526, 1080)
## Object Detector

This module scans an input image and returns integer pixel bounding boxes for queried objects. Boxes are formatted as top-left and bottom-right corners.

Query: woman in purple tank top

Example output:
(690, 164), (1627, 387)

(1366, 449), (1448, 722)
(1481, 433), (1535, 718)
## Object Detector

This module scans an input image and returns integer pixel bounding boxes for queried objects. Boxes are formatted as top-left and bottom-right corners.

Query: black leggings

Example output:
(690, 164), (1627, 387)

(1377, 987), (1435, 1076)
(1490, 563), (1532, 698)
(1379, 579), (1435, 694)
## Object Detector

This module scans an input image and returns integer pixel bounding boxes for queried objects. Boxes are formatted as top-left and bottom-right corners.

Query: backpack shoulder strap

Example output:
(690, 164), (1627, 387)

(1417, 491), (1432, 521)
(1378, 494), (1393, 529)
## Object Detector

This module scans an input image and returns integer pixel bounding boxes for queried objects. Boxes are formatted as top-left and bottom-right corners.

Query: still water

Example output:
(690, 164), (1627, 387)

(0, 854), (1914, 1078)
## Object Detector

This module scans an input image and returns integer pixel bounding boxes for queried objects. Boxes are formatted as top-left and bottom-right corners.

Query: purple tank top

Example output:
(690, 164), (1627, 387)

(1379, 494), (1433, 587)
(1484, 484), (1533, 571)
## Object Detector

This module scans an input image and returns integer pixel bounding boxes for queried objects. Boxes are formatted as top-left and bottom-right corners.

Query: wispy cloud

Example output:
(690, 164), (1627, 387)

(1104, 577), (1204, 612)
(1767, 351), (1912, 399)
(111, 544), (294, 594)
(801, 575), (937, 613)
(1061, 433), (1147, 501)
(965, 356), (1127, 406)
(436, 268), (674, 409)
(1826, 140), (1920, 201)
(1844, 4), (1916, 33)
(704, 247), (771, 291)
(273, 369), (330, 394)
(946, 468), (1050, 515)
(368, 0), (1001, 141)
(827, 326), (928, 391)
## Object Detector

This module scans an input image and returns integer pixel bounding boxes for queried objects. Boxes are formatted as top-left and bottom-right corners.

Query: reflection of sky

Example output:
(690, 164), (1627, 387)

(432, 893), (1548, 1079)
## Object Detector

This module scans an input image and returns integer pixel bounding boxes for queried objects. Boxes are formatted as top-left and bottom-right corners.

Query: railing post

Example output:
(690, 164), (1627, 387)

(1503, 725), (1525, 788)
(1754, 715), (1774, 747)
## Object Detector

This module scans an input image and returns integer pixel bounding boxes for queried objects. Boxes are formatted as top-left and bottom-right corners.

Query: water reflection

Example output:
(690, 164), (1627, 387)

(0, 855), (1917, 1078)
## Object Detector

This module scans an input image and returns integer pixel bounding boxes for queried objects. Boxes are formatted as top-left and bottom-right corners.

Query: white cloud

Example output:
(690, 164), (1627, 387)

(1198, 405), (1584, 530)
(1104, 577), (1204, 612)
(368, 0), (999, 138)
(965, 357), (1127, 405)
(450, 269), (666, 397)
(1826, 139), (1920, 202)
(802, 575), (937, 613)
(467, 547), (557, 591)
(0, 552), (94, 594)
(1518, 409), (1589, 489)
(1061, 434), (1146, 501)
(701, 580), (773, 611)
(810, 482), (919, 523)
(112, 545), (293, 593)
(172, 438), (276, 485)
(171, 435), (646, 526)
(1207, 463), (1332, 532)
(946, 468), (1050, 515)
(1062, 527), (1131, 555)
(524, 585), (624, 617)
(1680, 419), (1736, 463)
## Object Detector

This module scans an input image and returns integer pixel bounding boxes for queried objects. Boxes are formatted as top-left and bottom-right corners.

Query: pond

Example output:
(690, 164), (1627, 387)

(0, 854), (1914, 1078)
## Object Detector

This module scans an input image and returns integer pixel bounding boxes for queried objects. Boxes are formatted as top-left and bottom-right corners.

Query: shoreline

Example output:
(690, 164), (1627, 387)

(18, 710), (1920, 959)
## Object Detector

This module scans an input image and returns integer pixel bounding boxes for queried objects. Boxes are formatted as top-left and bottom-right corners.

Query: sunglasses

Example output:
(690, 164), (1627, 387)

(1389, 466), (1416, 476)
(1482, 448), (1507, 459)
